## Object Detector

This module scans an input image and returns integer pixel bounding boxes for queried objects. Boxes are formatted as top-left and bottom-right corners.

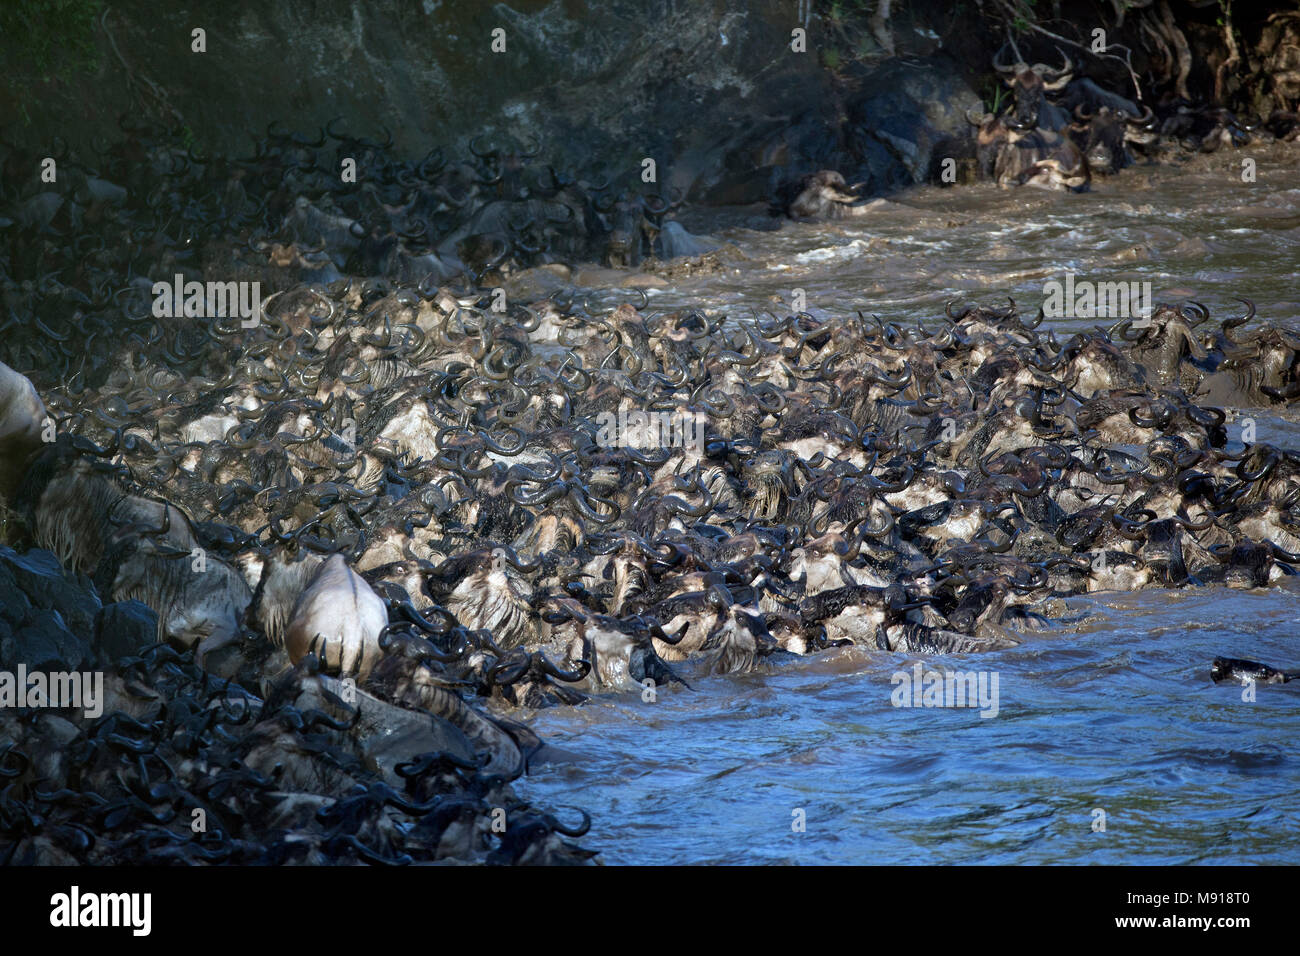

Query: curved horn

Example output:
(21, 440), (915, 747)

(992, 41), (1020, 75)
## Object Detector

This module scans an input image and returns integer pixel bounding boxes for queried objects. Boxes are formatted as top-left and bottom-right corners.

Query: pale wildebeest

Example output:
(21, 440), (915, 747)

(8, 436), (254, 666)
(16, 437), (253, 664)
(0, 361), (46, 504)
(786, 170), (873, 220)
(111, 536), (252, 667)
(246, 551), (388, 680)
(3, 363), (383, 675)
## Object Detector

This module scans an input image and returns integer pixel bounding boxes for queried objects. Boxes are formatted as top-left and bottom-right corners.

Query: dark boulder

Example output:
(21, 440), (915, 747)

(0, 546), (101, 640)
(0, 559), (32, 627)
(2, 607), (90, 671)
(94, 600), (160, 665)
(843, 56), (985, 186)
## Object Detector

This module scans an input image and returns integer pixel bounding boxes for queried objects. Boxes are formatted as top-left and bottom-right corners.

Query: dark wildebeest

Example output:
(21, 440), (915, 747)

(1158, 100), (1252, 152)
(1055, 77), (1158, 172)
(1067, 103), (1156, 175)
(993, 46), (1075, 132)
(971, 47), (1089, 191)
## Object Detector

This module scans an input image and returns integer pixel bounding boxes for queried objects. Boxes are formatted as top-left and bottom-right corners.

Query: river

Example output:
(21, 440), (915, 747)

(515, 145), (1300, 865)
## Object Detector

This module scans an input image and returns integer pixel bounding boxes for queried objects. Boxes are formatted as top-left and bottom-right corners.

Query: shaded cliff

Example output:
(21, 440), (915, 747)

(2, 1), (1296, 203)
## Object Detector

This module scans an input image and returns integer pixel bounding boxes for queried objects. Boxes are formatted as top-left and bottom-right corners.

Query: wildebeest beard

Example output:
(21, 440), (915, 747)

(747, 470), (788, 521)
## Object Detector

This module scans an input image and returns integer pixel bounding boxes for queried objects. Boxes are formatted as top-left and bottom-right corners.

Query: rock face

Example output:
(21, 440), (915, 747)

(704, 54), (986, 204)
(1, 0), (982, 204)
(0, 608), (88, 673)
(0, 548), (179, 670)
(844, 56), (986, 186)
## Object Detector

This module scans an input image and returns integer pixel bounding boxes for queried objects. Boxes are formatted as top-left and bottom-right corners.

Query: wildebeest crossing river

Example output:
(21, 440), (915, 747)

(517, 147), (1300, 865)
(3, 134), (1299, 866)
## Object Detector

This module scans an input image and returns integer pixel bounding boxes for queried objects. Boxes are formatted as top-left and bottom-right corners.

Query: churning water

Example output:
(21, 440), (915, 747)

(517, 146), (1300, 865)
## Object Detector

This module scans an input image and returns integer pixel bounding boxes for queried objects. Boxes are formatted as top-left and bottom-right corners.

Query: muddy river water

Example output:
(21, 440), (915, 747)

(516, 147), (1300, 865)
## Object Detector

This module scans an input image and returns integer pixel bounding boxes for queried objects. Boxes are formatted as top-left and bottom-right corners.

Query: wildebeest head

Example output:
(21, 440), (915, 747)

(469, 134), (542, 201)
(1069, 106), (1129, 175)
(1116, 303), (1209, 387)
(594, 191), (668, 267)
(112, 537), (253, 669)
(993, 45), (1074, 131)
(1080, 103), (1156, 174)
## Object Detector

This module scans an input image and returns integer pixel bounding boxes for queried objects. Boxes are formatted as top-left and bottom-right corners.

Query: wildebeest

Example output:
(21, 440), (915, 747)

(248, 551), (389, 679)
(992, 46), (1074, 132)
(785, 170), (874, 220)
(971, 47), (1089, 191)
(593, 190), (672, 267)
(0, 360), (46, 503)
(969, 111), (1090, 191)
(1067, 103), (1156, 174)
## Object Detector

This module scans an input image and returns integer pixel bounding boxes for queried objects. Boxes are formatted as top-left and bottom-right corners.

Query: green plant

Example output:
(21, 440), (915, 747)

(0, 0), (105, 83)
(981, 80), (1010, 116)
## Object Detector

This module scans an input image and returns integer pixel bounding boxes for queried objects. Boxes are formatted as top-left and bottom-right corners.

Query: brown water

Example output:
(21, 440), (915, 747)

(517, 146), (1300, 865)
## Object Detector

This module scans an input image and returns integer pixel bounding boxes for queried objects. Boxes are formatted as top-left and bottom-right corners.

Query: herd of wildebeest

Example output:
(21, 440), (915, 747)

(1, 43), (1300, 864)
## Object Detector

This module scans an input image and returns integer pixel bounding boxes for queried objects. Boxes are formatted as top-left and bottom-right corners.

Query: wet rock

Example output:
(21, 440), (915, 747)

(27, 713), (80, 780)
(3, 607), (89, 671)
(94, 600), (159, 665)
(571, 265), (638, 287)
(1172, 236), (1215, 256)
(618, 273), (669, 289)
(704, 108), (847, 206)
(658, 221), (718, 260)
(733, 54), (984, 205)
(0, 560), (32, 627)
(0, 546), (101, 640)
(504, 264), (572, 302)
